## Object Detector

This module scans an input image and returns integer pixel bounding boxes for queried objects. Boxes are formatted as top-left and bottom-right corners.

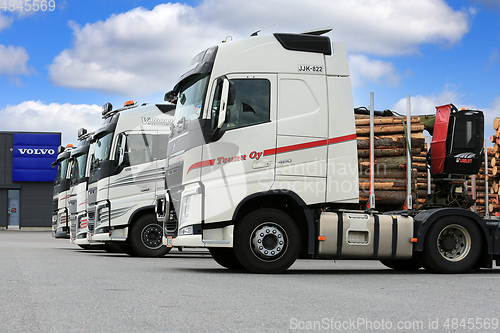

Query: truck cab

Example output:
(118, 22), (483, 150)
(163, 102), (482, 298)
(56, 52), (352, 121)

(52, 144), (74, 238)
(87, 102), (175, 256)
(158, 30), (359, 263)
(68, 128), (97, 248)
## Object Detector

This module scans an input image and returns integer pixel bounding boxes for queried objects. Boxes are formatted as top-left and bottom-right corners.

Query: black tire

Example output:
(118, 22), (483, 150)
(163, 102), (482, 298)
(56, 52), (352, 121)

(421, 216), (482, 273)
(118, 243), (138, 256)
(129, 215), (171, 257)
(209, 248), (244, 270)
(104, 242), (138, 255)
(234, 209), (300, 274)
(380, 258), (422, 271)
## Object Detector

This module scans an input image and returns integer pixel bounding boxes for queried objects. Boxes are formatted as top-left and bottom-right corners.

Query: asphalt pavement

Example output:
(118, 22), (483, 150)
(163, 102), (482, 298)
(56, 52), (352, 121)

(1, 231), (499, 332)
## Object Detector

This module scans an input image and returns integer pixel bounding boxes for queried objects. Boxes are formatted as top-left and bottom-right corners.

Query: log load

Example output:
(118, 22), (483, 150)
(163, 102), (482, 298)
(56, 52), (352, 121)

(355, 114), (428, 209)
(355, 114), (500, 215)
(479, 131), (500, 214)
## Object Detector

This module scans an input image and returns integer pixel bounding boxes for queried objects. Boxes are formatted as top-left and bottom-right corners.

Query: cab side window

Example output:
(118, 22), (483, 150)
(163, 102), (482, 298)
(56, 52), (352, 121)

(212, 79), (270, 131)
(116, 133), (154, 167)
(225, 79), (270, 130)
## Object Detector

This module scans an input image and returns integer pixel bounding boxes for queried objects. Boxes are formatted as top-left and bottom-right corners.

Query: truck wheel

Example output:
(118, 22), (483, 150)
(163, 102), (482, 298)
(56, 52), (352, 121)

(209, 248), (244, 270)
(421, 217), (482, 273)
(379, 258), (422, 271)
(234, 209), (300, 274)
(130, 215), (171, 257)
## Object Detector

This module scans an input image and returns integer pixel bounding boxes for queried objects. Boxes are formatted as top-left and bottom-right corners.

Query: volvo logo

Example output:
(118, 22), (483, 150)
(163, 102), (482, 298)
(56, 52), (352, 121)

(18, 148), (55, 155)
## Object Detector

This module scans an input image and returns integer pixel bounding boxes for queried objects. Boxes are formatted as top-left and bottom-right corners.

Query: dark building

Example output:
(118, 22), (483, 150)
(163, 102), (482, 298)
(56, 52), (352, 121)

(0, 132), (61, 229)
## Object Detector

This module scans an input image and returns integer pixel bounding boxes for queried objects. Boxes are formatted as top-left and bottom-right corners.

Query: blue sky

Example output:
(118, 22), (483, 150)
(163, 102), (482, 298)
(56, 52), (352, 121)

(0, 0), (499, 145)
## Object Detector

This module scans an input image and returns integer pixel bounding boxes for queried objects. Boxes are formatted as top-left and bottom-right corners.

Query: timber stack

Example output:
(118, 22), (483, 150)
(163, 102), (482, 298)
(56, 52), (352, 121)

(470, 147), (496, 215)
(356, 114), (428, 209)
(355, 114), (500, 215)
(468, 116), (500, 215)
(482, 117), (500, 215)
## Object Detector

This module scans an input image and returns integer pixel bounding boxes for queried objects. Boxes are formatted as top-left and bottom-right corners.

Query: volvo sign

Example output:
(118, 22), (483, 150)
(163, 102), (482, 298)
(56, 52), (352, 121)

(12, 133), (61, 182)
(17, 148), (56, 155)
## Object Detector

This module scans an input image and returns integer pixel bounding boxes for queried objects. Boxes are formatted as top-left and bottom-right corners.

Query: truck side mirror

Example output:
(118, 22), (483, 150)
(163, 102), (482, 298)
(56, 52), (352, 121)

(164, 90), (177, 104)
(217, 78), (235, 129)
(227, 80), (235, 106)
(118, 134), (127, 166)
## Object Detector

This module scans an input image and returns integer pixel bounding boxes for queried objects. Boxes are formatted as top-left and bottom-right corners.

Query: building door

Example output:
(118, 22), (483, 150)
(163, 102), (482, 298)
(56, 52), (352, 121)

(7, 190), (20, 229)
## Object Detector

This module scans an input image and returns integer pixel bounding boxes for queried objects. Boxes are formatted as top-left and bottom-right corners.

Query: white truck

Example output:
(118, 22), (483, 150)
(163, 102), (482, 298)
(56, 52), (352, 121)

(68, 128), (99, 248)
(87, 101), (175, 257)
(156, 28), (500, 273)
(52, 144), (74, 238)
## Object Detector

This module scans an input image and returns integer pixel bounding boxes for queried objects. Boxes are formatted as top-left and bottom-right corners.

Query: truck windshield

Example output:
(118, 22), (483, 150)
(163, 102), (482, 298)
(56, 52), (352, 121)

(56, 159), (69, 181)
(173, 74), (209, 126)
(72, 153), (88, 180)
(93, 132), (113, 163)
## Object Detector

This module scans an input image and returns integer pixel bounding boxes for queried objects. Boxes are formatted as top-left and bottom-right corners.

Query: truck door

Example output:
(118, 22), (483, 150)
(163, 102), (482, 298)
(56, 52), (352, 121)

(107, 131), (157, 231)
(273, 73), (329, 204)
(201, 74), (277, 228)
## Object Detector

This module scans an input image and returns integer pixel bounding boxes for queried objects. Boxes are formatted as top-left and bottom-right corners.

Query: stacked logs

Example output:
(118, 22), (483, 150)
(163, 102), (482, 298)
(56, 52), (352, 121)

(354, 114), (500, 214)
(356, 115), (428, 209)
(482, 117), (500, 214)
(469, 147), (495, 215)
(466, 113), (500, 215)
(489, 118), (500, 194)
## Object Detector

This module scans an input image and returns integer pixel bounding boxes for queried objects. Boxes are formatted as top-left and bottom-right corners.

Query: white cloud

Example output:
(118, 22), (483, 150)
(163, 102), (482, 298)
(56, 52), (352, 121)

(0, 45), (31, 76)
(48, 0), (470, 96)
(49, 3), (228, 96)
(0, 13), (13, 32)
(349, 55), (400, 88)
(482, 96), (500, 141)
(391, 86), (467, 115)
(485, 50), (498, 70)
(0, 101), (102, 145)
(391, 88), (500, 142)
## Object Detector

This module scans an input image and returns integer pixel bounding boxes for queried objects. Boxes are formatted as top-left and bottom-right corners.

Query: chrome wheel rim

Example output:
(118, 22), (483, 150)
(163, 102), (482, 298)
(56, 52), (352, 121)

(250, 223), (287, 262)
(141, 223), (163, 250)
(437, 224), (471, 262)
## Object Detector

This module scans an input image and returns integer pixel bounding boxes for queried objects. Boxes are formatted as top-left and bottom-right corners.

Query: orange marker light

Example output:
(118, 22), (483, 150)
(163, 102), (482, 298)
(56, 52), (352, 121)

(318, 236), (326, 241)
(124, 100), (134, 107)
(410, 238), (417, 243)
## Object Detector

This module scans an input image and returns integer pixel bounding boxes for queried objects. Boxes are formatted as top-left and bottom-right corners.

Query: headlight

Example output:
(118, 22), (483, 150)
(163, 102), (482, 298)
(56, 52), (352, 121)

(179, 225), (194, 235)
(180, 195), (191, 225)
(179, 187), (200, 225)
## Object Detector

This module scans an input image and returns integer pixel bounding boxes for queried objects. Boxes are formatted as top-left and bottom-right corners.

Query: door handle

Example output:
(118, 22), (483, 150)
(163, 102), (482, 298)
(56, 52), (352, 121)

(252, 159), (272, 169)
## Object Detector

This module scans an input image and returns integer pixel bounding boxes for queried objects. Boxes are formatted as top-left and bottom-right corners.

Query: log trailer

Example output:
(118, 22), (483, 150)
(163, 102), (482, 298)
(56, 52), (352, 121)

(87, 101), (175, 257)
(155, 28), (500, 273)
